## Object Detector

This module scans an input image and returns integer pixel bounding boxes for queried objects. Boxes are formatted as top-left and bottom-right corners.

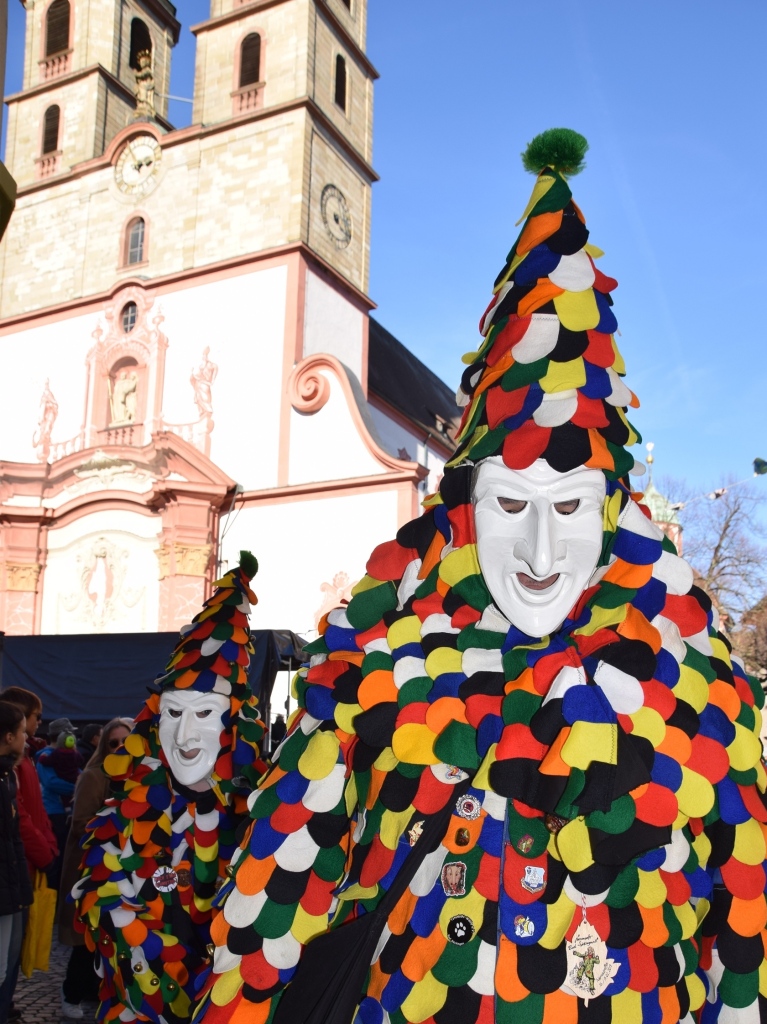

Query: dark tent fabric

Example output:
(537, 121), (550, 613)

(0, 630), (306, 721)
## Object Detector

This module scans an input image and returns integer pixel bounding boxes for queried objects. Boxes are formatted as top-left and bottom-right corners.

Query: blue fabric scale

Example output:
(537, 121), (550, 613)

(654, 648), (681, 687)
(716, 776), (752, 825)
(428, 674), (465, 700)
(305, 685), (338, 721)
(500, 894), (547, 945)
(391, 643), (425, 663)
(357, 996), (385, 1024)
(611, 529), (663, 566)
(409, 886), (447, 937)
(580, 361), (612, 400)
(563, 683), (616, 725)
(605, 947), (631, 995)
(594, 291), (618, 334)
(324, 625), (360, 652)
(697, 705), (736, 747)
(250, 817), (287, 857)
(477, 714), (504, 757)
(640, 987), (663, 1024)
(513, 245), (561, 286)
(276, 772), (310, 804)
(630, 577), (667, 621)
(380, 968), (415, 1012)
(502, 384), (544, 433)
(650, 752), (683, 793)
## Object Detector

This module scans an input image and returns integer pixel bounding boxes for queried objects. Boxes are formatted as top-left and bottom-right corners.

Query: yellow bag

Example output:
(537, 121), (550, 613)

(20, 871), (56, 977)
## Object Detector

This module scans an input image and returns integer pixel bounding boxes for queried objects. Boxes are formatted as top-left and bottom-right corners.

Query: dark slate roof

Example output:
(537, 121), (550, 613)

(368, 317), (461, 446)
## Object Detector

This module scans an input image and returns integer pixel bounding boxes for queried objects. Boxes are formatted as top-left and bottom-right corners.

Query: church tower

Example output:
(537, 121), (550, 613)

(6, 0), (178, 187)
(0, 1), (455, 641)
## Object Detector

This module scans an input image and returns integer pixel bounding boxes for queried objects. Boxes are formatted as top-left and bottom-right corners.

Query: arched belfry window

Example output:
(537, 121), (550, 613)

(239, 33), (262, 88)
(129, 18), (152, 70)
(45, 0), (70, 56)
(334, 54), (347, 112)
(42, 105), (60, 154)
(126, 217), (145, 265)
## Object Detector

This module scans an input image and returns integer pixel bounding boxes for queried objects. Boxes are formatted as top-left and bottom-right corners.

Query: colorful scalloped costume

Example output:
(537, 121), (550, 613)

(197, 132), (767, 1024)
(74, 554), (266, 1024)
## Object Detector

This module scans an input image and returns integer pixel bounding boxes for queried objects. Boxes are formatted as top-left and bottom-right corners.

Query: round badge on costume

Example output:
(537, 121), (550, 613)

(455, 794), (481, 820)
(176, 868), (192, 888)
(152, 866), (179, 892)
(446, 915), (475, 946)
(454, 827), (471, 847)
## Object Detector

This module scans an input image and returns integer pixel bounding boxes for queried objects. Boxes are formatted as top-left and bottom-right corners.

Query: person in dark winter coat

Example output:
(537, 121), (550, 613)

(0, 687), (58, 883)
(0, 701), (34, 1024)
(75, 725), (102, 767)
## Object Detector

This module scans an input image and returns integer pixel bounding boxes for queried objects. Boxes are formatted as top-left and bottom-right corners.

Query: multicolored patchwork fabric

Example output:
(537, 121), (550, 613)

(449, 158), (640, 479)
(196, 478), (767, 1024)
(74, 554), (266, 1023)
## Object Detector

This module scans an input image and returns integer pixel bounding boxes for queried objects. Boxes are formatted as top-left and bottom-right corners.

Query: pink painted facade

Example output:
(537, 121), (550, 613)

(0, 0), (458, 637)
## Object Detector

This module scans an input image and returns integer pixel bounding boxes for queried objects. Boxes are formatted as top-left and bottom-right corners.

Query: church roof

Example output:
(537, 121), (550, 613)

(368, 318), (460, 446)
(642, 477), (681, 526)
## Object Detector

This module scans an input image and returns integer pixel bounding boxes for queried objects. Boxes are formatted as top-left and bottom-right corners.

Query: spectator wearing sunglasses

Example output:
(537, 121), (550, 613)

(58, 718), (132, 1019)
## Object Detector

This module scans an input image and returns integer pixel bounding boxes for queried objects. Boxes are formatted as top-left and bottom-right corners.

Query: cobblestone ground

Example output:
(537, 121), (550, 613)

(13, 940), (92, 1024)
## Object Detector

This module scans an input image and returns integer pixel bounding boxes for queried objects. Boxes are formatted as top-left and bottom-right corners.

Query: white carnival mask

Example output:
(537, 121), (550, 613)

(158, 690), (229, 788)
(473, 458), (606, 637)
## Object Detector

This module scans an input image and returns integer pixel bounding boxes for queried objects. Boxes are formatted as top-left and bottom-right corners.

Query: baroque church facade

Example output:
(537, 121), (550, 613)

(0, 0), (458, 637)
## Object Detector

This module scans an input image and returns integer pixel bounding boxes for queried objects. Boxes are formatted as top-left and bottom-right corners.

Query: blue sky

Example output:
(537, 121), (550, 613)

(4, 1), (767, 492)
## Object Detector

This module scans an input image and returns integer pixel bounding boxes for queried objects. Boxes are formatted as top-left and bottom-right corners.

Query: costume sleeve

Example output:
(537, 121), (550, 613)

(197, 651), (359, 1024)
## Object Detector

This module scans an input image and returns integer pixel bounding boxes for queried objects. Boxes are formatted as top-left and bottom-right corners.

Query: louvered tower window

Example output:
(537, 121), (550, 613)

(46, 0), (70, 56)
(42, 106), (60, 154)
(239, 34), (262, 87)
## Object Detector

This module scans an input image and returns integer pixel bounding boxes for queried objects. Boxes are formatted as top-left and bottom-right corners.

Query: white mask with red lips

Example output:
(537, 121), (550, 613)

(473, 458), (606, 637)
(158, 690), (229, 788)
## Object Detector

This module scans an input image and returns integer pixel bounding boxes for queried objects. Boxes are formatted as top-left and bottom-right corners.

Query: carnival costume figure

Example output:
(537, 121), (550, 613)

(74, 553), (265, 1023)
(197, 132), (767, 1024)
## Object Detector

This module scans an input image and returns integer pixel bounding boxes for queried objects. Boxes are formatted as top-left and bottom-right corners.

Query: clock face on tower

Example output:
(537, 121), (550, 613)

(320, 184), (352, 249)
(114, 135), (162, 196)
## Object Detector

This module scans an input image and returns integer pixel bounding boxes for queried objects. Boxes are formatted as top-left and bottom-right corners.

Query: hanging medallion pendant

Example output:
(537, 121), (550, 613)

(565, 919), (620, 1004)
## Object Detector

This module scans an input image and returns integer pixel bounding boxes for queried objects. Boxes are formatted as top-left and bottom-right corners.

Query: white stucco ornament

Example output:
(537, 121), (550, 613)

(158, 689), (229, 787)
(473, 458), (606, 637)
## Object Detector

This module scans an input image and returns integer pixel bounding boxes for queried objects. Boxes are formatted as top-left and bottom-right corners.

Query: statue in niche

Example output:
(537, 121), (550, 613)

(134, 50), (155, 119)
(32, 378), (58, 462)
(190, 346), (218, 421)
(109, 370), (139, 425)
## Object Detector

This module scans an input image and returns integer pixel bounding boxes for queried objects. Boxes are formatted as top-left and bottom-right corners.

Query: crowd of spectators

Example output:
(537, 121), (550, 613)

(0, 686), (133, 1024)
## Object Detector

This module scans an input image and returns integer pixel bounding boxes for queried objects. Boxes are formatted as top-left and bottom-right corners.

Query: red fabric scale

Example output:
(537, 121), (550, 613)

(633, 783), (678, 827)
(464, 694), (503, 729)
(738, 785), (767, 824)
(640, 680), (677, 722)
(496, 724), (547, 762)
(270, 799), (313, 834)
(571, 393), (609, 429)
(474, 852), (500, 902)
(503, 848), (547, 905)
(720, 858), (767, 900)
(501, 420), (551, 469)
(240, 949), (280, 990)
(300, 871), (335, 916)
(359, 837), (396, 888)
(486, 385), (530, 430)
(661, 595), (708, 637)
(659, 869), (691, 906)
(627, 940), (660, 992)
(395, 702), (429, 727)
(486, 317), (531, 366)
(412, 770), (454, 814)
(686, 734), (729, 783)
(451, 604), (482, 630)
(583, 330), (616, 368)
(366, 539), (419, 582)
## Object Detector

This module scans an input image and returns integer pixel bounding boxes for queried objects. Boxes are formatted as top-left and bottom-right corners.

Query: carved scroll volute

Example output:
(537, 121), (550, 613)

(287, 356), (332, 413)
